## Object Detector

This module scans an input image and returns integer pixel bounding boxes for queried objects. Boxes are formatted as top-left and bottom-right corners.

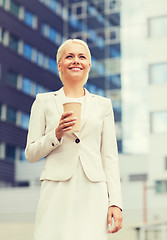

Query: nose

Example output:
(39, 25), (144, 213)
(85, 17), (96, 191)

(73, 56), (80, 64)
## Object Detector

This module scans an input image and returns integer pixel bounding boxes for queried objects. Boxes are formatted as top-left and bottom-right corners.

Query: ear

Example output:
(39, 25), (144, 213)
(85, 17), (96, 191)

(57, 62), (62, 72)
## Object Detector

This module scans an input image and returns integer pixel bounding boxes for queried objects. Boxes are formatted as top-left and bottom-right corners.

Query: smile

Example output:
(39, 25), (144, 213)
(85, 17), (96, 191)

(68, 67), (83, 71)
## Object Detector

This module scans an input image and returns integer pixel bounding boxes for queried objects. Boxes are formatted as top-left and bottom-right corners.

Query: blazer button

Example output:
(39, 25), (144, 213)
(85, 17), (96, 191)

(52, 143), (55, 146)
(75, 138), (80, 144)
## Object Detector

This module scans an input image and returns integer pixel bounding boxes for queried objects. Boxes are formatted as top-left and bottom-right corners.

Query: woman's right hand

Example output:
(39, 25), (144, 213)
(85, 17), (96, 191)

(55, 111), (77, 141)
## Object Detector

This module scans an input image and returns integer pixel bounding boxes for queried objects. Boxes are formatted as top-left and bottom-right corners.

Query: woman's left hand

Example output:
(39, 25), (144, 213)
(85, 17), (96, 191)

(107, 206), (123, 234)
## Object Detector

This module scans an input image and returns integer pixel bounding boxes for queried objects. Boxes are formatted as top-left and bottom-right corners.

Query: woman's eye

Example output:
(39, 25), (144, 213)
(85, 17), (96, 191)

(66, 55), (72, 59)
(80, 56), (86, 59)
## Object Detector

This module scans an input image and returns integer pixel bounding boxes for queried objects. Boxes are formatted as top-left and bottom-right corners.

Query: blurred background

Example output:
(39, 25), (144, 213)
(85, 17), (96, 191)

(0, 0), (167, 239)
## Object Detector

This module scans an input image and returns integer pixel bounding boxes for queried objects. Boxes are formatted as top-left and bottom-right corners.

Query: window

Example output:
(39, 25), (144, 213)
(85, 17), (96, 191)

(87, 5), (97, 16)
(150, 63), (167, 84)
(109, 44), (121, 58)
(35, 84), (48, 94)
(0, 28), (4, 43)
(36, 51), (45, 67)
(23, 43), (33, 60)
(41, 24), (49, 37)
(5, 144), (16, 161)
(113, 107), (122, 121)
(97, 36), (104, 49)
(20, 112), (29, 130)
(9, 34), (19, 52)
(1, 0), (6, 8)
(7, 70), (18, 87)
(70, 15), (79, 28)
(155, 180), (167, 193)
(108, 0), (116, 10)
(6, 106), (17, 124)
(89, 30), (96, 42)
(55, 2), (62, 16)
(48, 58), (57, 74)
(10, 0), (20, 18)
(22, 77), (33, 95)
(50, 0), (57, 12)
(24, 10), (36, 28)
(109, 74), (121, 89)
(151, 111), (167, 133)
(149, 16), (167, 38)
(49, 28), (57, 42)
(41, 23), (62, 45)
(20, 149), (27, 161)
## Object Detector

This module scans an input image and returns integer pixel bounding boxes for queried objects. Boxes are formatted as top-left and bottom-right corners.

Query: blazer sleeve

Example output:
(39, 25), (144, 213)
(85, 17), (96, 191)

(25, 94), (63, 163)
(101, 99), (123, 210)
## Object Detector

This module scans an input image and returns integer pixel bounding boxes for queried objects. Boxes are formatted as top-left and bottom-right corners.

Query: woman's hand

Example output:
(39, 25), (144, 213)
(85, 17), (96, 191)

(55, 111), (77, 141)
(107, 206), (123, 234)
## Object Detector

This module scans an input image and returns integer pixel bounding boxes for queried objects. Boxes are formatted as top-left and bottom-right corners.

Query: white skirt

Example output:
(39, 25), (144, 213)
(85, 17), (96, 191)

(34, 159), (109, 240)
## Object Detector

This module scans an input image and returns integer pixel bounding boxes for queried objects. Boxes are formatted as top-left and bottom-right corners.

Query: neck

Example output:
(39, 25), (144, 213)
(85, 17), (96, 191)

(63, 82), (85, 98)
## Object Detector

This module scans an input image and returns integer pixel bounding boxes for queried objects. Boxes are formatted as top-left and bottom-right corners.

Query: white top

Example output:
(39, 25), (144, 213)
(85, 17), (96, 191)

(64, 95), (85, 120)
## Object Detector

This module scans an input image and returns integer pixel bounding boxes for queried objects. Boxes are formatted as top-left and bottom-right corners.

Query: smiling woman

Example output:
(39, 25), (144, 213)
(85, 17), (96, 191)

(56, 39), (91, 86)
(25, 39), (123, 240)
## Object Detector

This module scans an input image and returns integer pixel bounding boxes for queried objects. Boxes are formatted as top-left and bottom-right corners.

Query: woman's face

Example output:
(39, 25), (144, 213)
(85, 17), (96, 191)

(58, 42), (91, 84)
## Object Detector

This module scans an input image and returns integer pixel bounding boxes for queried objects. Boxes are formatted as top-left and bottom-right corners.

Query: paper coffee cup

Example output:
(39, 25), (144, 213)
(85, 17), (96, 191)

(63, 102), (82, 133)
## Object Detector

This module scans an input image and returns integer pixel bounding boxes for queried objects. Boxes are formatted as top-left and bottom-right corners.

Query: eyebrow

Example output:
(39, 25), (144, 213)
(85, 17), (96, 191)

(66, 53), (86, 56)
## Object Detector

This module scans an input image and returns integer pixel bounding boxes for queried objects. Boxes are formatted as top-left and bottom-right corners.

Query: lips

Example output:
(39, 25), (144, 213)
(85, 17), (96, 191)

(68, 67), (83, 70)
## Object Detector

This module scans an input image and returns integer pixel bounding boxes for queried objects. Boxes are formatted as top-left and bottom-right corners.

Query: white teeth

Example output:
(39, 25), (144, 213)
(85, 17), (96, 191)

(70, 68), (81, 70)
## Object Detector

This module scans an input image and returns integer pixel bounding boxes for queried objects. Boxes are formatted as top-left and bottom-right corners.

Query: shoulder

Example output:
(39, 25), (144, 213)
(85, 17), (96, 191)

(35, 91), (55, 102)
(36, 91), (55, 99)
(90, 92), (111, 105)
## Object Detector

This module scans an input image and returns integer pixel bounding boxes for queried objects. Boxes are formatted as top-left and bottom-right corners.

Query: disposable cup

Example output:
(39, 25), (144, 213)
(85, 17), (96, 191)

(63, 102), (82, 133)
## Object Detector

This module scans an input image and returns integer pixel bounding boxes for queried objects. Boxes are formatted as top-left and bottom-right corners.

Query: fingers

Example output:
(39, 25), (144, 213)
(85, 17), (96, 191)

(60, 119), (77, 132)
(107, 206), (123, 234)
(55, 112), (77, 140)
(59, 117), (77, 130)
(60, 111), (73, 121)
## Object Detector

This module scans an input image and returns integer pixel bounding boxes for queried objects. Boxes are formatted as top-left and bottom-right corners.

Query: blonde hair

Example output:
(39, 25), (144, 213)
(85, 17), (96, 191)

(56, 39), (91, 84)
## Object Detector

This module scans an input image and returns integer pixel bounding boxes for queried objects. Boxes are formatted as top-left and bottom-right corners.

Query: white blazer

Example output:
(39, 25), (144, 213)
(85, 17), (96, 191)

(25, 87), (122, 209)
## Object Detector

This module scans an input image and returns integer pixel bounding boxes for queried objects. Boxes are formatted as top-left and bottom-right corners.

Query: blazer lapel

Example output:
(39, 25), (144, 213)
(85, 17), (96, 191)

(79, 88), (95, 131)
(53, 87), (65, 117)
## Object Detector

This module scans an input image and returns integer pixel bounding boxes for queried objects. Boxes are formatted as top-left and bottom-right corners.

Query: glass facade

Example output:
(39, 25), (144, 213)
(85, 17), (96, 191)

(150, 63), (167, 84)
(151, 111), (167, 134)
(66, 0), (122, 152)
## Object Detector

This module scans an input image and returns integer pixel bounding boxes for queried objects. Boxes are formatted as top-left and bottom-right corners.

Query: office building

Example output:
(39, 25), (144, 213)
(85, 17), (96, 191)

(0, 0), (122, 186)
(147, 0), (167, 222)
